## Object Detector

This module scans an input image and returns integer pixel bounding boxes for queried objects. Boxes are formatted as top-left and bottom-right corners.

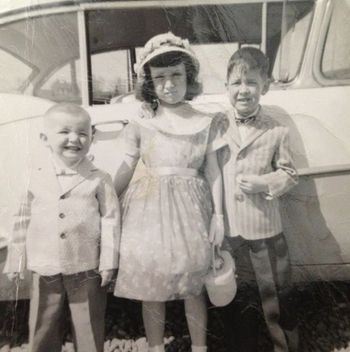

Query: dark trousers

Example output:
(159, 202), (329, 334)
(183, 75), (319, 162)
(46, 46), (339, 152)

(29, 270), (107, 352)
(221, 234), (298, 352)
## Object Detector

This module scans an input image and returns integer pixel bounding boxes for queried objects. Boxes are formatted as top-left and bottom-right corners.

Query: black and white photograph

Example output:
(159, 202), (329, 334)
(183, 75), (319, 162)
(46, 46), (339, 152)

(0, 1), (350, 351)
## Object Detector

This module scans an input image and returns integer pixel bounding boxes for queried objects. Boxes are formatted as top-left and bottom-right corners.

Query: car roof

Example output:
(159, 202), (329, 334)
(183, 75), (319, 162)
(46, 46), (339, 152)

(0, 0), (314, 19)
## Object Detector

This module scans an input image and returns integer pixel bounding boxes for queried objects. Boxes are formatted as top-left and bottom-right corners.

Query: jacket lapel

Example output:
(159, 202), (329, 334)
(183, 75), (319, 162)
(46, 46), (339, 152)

(60, 158), (97, 196)
(35, 156), (62, 198)
(226, 110), (241, 147)
(239, 111), (270, 152)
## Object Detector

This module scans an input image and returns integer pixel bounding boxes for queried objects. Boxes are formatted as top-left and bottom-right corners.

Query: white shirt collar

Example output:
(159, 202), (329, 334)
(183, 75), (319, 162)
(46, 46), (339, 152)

(233, 105), (261, 120)
(52, 155), (84, 175)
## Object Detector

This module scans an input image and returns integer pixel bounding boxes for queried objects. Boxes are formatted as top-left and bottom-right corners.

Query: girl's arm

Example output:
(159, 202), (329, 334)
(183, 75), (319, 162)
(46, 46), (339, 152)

(97, 173), (120, 272)
(205, 151), (224, 245)
(205, 151), (223, 214)
(113, 160), (138, 196)
(113, 122), (141, 196)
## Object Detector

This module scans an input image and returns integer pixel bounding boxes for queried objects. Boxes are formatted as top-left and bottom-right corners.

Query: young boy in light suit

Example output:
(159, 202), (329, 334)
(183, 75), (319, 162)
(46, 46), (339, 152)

(219, 47), (299, 352)
(4, 103), (120, 352)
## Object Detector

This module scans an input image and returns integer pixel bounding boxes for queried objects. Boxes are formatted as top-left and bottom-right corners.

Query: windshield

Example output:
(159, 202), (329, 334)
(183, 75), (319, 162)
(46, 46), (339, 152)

(0, 11), (81, 103)
(0, 49), (34, 93)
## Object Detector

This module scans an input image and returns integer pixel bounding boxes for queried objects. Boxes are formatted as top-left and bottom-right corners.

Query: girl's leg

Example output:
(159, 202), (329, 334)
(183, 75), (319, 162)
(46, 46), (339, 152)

(184, 294), (207, 351)
(142, 301), (166, 349)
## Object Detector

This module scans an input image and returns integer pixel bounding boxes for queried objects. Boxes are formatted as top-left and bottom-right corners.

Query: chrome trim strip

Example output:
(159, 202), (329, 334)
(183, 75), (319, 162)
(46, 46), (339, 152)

(93, 120), (129, 127)
(261, 2), (267, 54)
(78, 10), (90, 106)
(298, 164), (350, 177)
(0, 0), (315, 24)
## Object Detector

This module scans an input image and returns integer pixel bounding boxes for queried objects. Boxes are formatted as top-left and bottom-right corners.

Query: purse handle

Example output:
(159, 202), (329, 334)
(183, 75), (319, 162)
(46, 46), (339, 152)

(211, 245), (224, 277)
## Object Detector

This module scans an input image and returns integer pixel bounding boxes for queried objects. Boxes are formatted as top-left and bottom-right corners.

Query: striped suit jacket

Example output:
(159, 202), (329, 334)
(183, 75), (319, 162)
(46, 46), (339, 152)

(219, 107), (298, 240)
(4, 156), (120, 276)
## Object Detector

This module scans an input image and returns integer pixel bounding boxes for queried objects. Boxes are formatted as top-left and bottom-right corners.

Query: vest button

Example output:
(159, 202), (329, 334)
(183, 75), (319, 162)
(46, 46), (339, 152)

(60, 233), (66, 239)
(59, 213), (65, 219)
(235, 194), (244, 202)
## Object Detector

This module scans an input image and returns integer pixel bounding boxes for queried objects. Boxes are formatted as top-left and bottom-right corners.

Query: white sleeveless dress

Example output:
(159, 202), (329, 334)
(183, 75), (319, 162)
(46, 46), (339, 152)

(114, 114), (226, 301)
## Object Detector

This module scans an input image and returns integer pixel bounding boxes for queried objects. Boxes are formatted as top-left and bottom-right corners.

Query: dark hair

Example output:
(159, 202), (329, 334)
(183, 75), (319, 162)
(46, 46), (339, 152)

(135, 51), (202, 107)
(227, 47), (270, 80)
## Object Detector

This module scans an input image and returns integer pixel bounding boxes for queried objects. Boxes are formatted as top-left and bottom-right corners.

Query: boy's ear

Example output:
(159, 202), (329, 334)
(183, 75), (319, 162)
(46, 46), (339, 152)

(91, 126), (96, 143)
(262, 79), (270, 95)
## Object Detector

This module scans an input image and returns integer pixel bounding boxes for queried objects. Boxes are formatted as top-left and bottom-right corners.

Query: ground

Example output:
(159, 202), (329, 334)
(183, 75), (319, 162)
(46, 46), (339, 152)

(1, 282), (350, 352)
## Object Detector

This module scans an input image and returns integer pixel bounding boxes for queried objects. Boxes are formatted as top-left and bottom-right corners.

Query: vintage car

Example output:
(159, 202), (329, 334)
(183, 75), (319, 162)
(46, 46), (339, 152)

(0, 0), (349, 299)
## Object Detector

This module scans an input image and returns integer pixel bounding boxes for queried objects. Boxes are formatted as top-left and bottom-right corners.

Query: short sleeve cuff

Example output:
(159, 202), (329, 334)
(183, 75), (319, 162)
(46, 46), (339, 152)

(206, 138), (227, 154)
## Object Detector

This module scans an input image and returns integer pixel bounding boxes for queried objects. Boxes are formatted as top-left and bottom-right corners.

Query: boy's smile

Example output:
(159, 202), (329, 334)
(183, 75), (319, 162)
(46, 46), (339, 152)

(227, 67), (269, 117)
(41, 112), (92, 166)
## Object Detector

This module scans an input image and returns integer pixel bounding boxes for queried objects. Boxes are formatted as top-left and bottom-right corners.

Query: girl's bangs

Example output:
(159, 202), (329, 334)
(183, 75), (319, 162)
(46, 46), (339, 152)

(148, 51), (189, 68)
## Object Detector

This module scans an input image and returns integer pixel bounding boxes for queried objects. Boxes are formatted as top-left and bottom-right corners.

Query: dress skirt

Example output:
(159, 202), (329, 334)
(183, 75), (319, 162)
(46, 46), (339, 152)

(114, 173), (212, 301)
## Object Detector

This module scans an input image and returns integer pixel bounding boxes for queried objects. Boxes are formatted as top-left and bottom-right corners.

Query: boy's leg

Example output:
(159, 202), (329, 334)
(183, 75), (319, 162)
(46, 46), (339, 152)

(249, 235), (290, 352)
(29, 273), (65, 352)
(270, 234), (299, 351)
(220, 237), (261, 352)
(65, 270), (107, 352)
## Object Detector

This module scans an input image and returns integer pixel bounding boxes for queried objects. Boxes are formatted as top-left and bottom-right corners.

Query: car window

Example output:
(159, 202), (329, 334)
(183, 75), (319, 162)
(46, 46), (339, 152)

(0, 12), (80, 101)
(87, 2), (314, 102)
(36, 59), (81, 104)
(0, 49), (34, 93)
(269, 1), (314, 82)
(91, 50), (131, 104)
(87, 3), (263, 101)
(191, 43), (239, 94)
(0, 2), (315, 105)
(321, 0), (350, 80)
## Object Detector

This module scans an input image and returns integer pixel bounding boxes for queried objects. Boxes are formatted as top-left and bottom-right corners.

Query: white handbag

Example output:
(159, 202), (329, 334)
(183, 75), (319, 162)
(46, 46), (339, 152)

(205, 245), (237, 307)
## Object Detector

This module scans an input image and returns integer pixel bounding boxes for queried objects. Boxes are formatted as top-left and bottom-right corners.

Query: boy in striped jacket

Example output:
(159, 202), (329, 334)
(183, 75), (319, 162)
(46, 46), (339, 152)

(219, 47), (299, 352)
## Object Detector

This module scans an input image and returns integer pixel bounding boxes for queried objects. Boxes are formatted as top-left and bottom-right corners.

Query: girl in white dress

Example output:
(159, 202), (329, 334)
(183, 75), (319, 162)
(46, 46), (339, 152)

(114, 32), (226, 352)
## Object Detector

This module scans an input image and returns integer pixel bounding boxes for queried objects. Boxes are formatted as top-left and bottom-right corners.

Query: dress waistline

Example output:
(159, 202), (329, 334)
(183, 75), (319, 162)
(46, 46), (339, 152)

(146, 167), (198, 177)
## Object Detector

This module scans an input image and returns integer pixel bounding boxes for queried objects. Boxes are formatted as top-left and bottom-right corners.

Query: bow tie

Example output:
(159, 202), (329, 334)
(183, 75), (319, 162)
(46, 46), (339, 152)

(235, 115), (256, 125)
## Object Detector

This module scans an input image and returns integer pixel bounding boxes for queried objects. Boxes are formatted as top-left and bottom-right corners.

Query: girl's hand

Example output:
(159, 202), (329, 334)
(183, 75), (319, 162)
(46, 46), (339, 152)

(209, 214), (225, 246)
(139, 102), (156, 119)
(6, 272), (24, 281)
(238, 174), (268, 194)
(100, 269), (115, 287)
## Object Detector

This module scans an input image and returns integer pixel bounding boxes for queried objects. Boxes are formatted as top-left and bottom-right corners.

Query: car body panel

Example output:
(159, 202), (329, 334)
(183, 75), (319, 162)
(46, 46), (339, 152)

(1, 0), (350, 299)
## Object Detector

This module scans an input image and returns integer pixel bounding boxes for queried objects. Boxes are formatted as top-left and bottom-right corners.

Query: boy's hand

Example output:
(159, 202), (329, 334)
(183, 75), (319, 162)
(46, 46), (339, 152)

(6, 272), (24, 281)
(209, 214), (225, 246)
(100, 269), (115, 287)
(238, 175), (269, 194)
(139, 102), (156, 119)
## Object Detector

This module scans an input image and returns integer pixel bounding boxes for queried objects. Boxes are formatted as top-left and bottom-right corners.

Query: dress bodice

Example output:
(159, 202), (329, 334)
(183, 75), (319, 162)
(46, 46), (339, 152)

(140, 124), (210, 169)
(122, 114), (225, 170)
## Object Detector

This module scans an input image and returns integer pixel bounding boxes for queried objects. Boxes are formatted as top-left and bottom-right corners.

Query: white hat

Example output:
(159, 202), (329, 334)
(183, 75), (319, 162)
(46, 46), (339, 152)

(134, 32), (199, 78)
